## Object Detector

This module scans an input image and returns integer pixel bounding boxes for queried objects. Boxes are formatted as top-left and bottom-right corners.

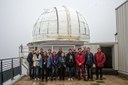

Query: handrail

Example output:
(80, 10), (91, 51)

(0, 57), (22, 85)
(0, 57), (21, 61)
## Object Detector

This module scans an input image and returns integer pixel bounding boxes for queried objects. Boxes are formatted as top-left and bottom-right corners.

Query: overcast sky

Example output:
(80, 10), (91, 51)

(0, 0), (126, 58)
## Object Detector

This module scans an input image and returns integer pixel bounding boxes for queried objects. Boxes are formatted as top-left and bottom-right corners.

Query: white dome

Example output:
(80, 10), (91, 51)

(33, 6), (90, 42)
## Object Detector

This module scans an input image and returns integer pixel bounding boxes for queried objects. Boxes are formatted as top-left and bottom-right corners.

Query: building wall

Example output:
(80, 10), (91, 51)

(116, 1), (128, 75)
(112, 44), (118, 70)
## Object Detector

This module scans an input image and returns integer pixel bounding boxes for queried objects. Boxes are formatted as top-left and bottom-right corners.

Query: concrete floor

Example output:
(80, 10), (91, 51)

(13, 75), (128, 85)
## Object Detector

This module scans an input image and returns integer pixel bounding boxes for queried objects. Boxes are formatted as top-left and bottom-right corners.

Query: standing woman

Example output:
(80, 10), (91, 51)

(47, 52), (52, 80)
(41, 51), (49, 81)
(57, 52), (66, 81)
(33, 51), (40, 80)
(51, 51), (58, 80)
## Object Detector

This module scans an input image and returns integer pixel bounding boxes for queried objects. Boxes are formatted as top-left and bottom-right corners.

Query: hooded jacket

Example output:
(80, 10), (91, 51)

(94, 52), (106, 67)
(75, 52), (85, 66)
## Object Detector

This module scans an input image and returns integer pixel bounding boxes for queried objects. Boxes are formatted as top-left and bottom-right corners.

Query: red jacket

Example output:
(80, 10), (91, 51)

(75, 52), (85, 66)
(94, 52), (106, 67)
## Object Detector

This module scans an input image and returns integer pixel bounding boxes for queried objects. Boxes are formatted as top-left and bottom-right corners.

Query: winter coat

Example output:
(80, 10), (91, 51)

(27, 52), (33, 65)
(51, 55), (58, 67)
(42, 56), (47, 68)
(33, 54), (39, 67)
(66, 52), (75, 67)
(75, 52), (85, 66)
(47, 56), (51, 68)
(39, 54), (43, 68)
(57, 56), (66, 68)
(94, 52), (106, 67)
(85, 52), (94, 66)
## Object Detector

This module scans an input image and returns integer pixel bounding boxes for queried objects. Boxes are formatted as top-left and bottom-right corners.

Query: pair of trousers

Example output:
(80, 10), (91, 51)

(33, 66), (40, 78)
(68, 67), (74, 78)
(96, 67), (103, 78)
(51, 66), (57, 78)
(29, 64), (34, 78)
(42, 67), (48, 81)
(76, 65), (86, 80)
(58, 66), (65, 80)
(86, 65), (93, 79)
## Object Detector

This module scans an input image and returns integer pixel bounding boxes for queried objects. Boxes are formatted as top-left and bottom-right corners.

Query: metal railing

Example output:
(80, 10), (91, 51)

(0, 57), (22, 85)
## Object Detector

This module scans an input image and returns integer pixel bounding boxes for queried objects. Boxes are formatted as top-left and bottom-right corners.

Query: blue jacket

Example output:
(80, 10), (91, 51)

(47, 56), (51, 68)
(39, 55), (51, 68)
(85, 52), (94, 66)
(56, 55), (66, 68)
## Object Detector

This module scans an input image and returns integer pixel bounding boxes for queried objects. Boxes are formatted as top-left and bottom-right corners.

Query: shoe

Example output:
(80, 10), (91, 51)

(96, 77), (99, 80)
(84, 78), (87, 81)
(51, 78), (53, 81)
(78, 77), (81, 80)
(100, 77), (103, 80)
(68, 78), (70, 81)
(38, 78), (40, 80)
(91, 79), (93, 81)
(54, 77), (56, 80)
(71, 78), (73, 81)
(34, 78), (37, 80)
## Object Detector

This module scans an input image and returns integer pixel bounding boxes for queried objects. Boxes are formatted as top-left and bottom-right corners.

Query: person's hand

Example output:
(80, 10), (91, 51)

(93, 64), (96, 68)
(64, 65), (66, 68)
(44, 62), (46, 64)
(79, 63), (81, 66)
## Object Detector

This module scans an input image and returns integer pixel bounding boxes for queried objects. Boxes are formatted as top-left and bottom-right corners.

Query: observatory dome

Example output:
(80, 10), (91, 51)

(33, 6), (90, 42)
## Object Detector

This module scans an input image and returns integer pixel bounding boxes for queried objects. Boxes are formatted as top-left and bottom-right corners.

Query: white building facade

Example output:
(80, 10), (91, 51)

(116, 0), (128, 75)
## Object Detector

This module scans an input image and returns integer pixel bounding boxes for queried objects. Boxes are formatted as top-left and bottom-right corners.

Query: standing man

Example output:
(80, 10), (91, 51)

(27, 49), (34, 79)
(94, 48), (106, 80)
(40, 48), (44, 56)
(66, 48), (75, 81)
(82, 47), (87, 55)
(57, 47), (63, 57)
(75, 48), (86, 81)
(48, 49), (52, 56)
(85, 47), (94, 81)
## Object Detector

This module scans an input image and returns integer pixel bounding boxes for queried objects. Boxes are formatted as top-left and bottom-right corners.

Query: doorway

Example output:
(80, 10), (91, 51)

(101, 47), (112, 68)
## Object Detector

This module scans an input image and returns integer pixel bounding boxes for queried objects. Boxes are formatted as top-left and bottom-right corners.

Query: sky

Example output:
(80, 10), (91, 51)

(0, 0), (126, 58)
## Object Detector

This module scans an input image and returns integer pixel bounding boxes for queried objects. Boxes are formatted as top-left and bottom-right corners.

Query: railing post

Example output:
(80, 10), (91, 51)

(20, 57), (22, 75)
(11, 58), (14, 80)
(1, 60), (3, 85)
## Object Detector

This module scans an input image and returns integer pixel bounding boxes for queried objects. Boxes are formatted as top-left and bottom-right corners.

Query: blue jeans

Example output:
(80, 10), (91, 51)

(33, 66), (39, 78)
(67, 67), (74, 78)
(51, 65), (57, 78)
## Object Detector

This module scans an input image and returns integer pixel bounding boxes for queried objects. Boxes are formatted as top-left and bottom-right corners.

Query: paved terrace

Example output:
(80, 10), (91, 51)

(13, 75), (128, 85)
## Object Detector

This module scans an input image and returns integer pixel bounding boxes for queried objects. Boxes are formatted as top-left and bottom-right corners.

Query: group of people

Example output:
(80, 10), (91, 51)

(27, 47), (106, 81)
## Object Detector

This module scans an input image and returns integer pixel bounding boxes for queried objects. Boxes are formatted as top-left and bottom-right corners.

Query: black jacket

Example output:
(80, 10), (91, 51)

(66, 52), (75, 67)
(27, 52), (33, 65)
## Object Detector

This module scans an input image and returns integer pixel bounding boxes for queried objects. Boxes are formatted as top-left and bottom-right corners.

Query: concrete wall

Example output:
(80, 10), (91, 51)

(116, 1), (128, 75)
